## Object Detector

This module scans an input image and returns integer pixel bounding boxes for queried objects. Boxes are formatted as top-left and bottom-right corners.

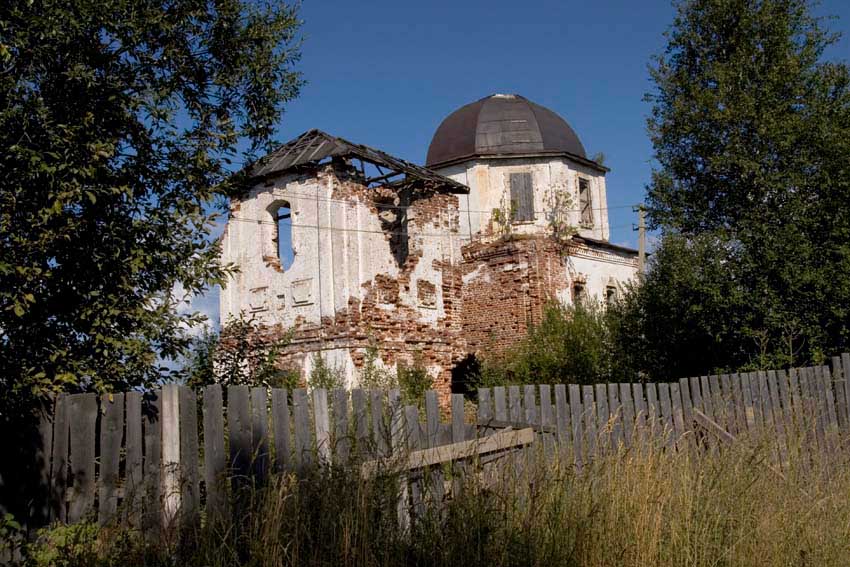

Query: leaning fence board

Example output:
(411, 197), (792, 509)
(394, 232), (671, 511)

(632, 383), (647, 444)
(333, 389), (351, 463)
(554, 384), (571, 457)
(766, 371), (788, 464)
(293, 389), (313, 471)
(658, 383), (675, 449)
(271, 388), (292, 471)
(569, 384), (584, 468)
(820, 366), (838, 434)
(619, 383), (635, 448)
(124, 392), (143, 524)
(179, 386), (200, 524)
(404, 405), (425, 519)
(699, 376), (715, 420)
(539, 385), (555, 455)
(831, 356), (847, 428)
(677, 378), (693, 442)
(729, 374), (746, 436)
(720, 375), (736, 436)
(842, 354), (850, 429)
(50, 394), (69, 523)
(98, 393), (124, 524)
(708, 375), (724, 429)
(645, 382), (659, 437)
(361, 428), (536, 476)
(607, 383), (623, 449)
(776, 370), (793, 433)
(595, 384), (610, 453)
(749, 372), (765, 433)
(67, 393), (97, 523)
(670, 383), (685, 448)
(203, 385), (226, 522)
(250, 387), (270, 481)
(740, 373), (756, 433)
(582, 385), (597, 457)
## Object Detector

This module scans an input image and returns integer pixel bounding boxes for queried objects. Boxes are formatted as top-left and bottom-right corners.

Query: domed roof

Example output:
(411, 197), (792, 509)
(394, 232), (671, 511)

(426, 94), (588, 168)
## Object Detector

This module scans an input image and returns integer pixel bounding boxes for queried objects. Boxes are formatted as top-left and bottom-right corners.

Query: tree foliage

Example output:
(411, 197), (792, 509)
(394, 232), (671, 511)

(642, 0), (850, 371)
(0, 0), (303, 405)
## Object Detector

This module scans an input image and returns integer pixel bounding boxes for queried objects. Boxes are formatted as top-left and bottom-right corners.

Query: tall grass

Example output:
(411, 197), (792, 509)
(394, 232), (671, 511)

(22, 436), (850, 567)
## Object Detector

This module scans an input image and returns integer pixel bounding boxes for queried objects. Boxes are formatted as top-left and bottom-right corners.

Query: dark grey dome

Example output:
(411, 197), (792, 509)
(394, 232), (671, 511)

(426, 94), (587, 167)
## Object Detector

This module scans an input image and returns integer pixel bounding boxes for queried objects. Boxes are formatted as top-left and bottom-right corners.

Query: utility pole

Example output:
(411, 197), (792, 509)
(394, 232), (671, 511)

(633, 205), (646, 276)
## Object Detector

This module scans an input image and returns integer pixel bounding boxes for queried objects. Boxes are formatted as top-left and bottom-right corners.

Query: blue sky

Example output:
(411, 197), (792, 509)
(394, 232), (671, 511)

(195, 0), (850, 329)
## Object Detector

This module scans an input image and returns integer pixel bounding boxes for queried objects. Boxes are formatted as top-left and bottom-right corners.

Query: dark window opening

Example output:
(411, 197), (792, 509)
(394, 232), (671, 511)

(275, 203), (294, 270)
(573, 282), (586, 304)
(579, 178), (593, 227)
(451, 354), (481, 397)
(509, 172), (534, 222)
(606, 285), (617, 305)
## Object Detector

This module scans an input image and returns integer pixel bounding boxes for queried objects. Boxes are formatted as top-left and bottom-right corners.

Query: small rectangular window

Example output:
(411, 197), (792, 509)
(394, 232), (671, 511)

(579, 178), (593, 227)
(509, 172), (534, 222)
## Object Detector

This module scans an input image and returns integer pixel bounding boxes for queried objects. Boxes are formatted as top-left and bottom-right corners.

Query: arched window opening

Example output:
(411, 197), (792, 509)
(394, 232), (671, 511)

(275, 203), (294, 270)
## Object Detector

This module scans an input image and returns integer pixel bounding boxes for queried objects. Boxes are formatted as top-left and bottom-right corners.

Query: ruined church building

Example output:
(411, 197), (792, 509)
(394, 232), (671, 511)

(220, 94), (639, 401)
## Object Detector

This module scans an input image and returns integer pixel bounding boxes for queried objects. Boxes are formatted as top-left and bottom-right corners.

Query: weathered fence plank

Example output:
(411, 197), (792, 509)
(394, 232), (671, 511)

(539, 385), (555, 455)
(619, 383), (635, 448)
(333, 389), (351, 463)
(271, 388), (292, 472)
(350, 389), (368, 457)
(509, 386), (521, 424)
(227, 386), (251, 479)
(203, 385), (226, 523)
(161, 385), (181, 525)
(554, 384), (571, 458)
(50, 394), (69, 523)
(67, 393), (97, 523)
(645, 382), (659, 438)
(677, 378), (693, 443)
(250, 387), (270, 481)
(607, 383), (623, 449)
(670, 382), (685, 448)
(313, 389), (331, 466)
(142, 392), (161, 533)
(478, 388), (492, 424)
(658, 383), (675, 449)
(831, 356), (847, 428)
(98, 393), (124, 524)
(594, 384), (609, 453)
(494, 386), (507, 422)
(842, 354), (850, 428)
(524, 385), (538, 426)
(370, 390), (388, 457)
(569, 384), (583, 468)
(293, 388), (313, 471)
(632, 383), (647, 445)
(740, 373), (756, 433)
(124, 392), (143, 525)
(582, 385), (597, 457)
(179, 386), (199, 525)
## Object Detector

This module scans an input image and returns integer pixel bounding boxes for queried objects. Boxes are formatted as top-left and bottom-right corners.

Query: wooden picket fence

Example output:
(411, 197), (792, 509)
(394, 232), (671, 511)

(21, 354), (850, 536)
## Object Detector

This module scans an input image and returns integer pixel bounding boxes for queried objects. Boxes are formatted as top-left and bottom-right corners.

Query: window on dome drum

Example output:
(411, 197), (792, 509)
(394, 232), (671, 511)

(275, 203), (294, 270)
(579, 178), (593, 227)
(509, 172), (534, 222)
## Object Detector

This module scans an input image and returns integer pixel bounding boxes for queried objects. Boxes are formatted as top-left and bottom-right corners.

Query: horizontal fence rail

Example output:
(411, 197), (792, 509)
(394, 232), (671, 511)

(19, 354), (850, 535)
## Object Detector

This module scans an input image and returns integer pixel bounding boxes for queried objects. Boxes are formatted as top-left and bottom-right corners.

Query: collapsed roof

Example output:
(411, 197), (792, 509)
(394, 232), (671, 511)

(247, 129), (468, 194)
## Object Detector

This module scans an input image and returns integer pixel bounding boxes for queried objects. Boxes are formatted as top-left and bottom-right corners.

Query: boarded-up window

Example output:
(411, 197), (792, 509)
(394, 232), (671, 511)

(509, 172), (534, 222)
(579, 178), (593, 227)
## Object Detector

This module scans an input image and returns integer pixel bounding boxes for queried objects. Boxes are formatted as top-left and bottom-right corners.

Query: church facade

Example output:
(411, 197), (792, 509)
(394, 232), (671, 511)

(219, 94), (639, 401)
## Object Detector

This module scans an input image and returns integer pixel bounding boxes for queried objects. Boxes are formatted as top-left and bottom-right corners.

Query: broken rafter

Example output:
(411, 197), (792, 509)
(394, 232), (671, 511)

(246, 129), (468, 194)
